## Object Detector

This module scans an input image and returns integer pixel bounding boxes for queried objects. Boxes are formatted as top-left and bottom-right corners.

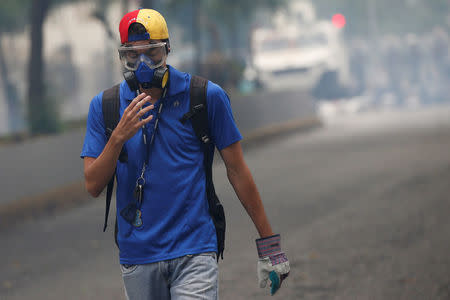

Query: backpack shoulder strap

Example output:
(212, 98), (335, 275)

(182, 75), (226, 260)
(100, 84), (121, 247)
(183, 75), (210, 144)
(102, 84), (121, 139)
(102, 84), (128, 163)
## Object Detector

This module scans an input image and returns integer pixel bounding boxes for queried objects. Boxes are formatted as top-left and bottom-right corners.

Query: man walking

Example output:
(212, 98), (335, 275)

(81, 8), (289, 299)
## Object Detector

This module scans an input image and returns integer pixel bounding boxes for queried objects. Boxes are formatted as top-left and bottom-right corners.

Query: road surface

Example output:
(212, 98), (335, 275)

(2, 106), (450, 299)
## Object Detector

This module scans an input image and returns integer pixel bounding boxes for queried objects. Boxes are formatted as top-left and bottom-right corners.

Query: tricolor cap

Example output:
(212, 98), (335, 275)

(119, 9), (169, 44)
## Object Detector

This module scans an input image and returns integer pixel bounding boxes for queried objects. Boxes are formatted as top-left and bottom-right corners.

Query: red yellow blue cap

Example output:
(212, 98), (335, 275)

(119, 9), (169, 44)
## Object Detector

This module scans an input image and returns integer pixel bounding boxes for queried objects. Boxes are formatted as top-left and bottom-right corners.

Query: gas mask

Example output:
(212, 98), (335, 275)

(118, 42), (169, 90)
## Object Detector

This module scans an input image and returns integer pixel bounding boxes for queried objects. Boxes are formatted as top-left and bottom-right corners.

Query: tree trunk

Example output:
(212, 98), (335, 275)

(0, 34), (22, 134)
(27, 0), (51, 134)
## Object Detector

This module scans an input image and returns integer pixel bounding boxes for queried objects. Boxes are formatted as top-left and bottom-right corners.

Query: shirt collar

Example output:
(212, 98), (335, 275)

(121, 65), (188, 102)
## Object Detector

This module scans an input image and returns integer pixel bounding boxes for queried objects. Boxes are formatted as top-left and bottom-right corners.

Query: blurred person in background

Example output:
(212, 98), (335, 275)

(348, 38), (369, 96)
(81, 8), (289, 300)
(382, 35), (405, 105)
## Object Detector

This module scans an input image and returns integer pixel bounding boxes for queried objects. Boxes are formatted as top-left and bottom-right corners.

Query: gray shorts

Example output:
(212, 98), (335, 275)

(120, 252), (218, 300)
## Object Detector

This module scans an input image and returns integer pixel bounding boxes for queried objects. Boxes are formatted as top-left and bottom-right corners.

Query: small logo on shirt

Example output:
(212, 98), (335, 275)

(173, 100), (180, 108)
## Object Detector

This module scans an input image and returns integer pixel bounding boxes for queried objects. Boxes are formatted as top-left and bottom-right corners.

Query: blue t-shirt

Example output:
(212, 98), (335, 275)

(81, 66), (242, 264)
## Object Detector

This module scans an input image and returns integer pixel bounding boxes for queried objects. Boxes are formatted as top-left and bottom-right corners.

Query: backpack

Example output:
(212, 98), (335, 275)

(101, 76), (226, 260)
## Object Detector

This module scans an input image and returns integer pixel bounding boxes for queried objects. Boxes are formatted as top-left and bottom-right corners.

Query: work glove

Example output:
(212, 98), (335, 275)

(256, 234), (290, 295)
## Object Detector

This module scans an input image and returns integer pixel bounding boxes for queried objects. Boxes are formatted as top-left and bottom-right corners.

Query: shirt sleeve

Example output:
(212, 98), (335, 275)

(206, 82), (243, 150)
(80, 92), (107, 158)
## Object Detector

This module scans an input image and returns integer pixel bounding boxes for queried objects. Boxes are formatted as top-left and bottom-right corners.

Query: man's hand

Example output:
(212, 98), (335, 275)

(83, 93), (154, 197)
(256, 234), (290, 296)
(111, 93), (154, 144)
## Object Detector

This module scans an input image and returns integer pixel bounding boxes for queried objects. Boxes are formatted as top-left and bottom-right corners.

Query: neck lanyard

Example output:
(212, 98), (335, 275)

(136, 88), (167, 195)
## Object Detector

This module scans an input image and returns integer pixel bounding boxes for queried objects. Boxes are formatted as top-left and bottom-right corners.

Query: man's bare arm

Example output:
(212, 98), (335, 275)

(219, 141), (274, 238)
(84, 134), (124, 197)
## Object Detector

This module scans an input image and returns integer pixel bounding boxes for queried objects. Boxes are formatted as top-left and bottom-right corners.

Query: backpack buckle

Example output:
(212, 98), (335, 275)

(201, 135), (210, 144)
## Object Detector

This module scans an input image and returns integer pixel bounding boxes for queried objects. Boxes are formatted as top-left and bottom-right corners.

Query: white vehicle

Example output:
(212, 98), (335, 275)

(248, 1), (350, 95)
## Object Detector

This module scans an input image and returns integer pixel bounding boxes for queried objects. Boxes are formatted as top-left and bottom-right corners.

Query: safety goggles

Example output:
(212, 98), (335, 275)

(118, 42), (167, 71)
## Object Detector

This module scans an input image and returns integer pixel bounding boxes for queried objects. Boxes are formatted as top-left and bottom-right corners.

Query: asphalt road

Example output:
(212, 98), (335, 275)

(1, 106), (450, 300)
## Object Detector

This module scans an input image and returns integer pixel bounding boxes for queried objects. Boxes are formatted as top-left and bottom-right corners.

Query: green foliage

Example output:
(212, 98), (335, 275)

(0, 0), (31, 32)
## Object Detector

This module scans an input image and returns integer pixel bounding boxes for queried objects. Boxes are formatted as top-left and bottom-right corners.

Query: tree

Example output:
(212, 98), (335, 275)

(26, 0), (83, 135)
(27, 0), (56, 135)
(0, 0), (30, 134)
(2, 0), (111, 135)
